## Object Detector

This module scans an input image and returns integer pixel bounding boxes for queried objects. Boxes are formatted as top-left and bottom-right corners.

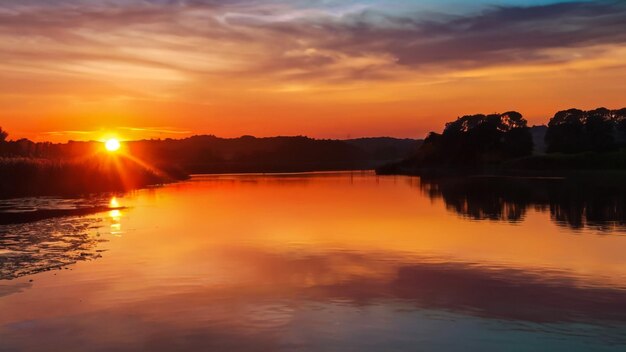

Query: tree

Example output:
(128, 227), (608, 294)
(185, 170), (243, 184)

(545, 108), (625, 153)
(412, 111), (533, 167)
(0, 127), (7, 142)
(499, 111), (533, 157)
(615, 108), (626, 147)
(545, 109), (587, 153)
(585, 108), (615, 152)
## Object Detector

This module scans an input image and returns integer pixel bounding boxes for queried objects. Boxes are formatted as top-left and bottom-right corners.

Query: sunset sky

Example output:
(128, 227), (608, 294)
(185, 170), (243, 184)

(2, 0), (626, 142)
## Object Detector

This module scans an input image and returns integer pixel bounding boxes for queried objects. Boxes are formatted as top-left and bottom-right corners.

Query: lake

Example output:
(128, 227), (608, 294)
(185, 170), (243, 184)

(1, 172), (625, 351)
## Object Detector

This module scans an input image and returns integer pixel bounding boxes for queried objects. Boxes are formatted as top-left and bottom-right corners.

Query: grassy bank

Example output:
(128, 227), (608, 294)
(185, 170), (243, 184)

(0, 205), (127, 225)
(0, 157), (188, 198)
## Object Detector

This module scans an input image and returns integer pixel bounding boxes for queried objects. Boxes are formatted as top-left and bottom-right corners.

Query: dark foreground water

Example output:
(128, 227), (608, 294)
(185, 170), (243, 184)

(1, 172), (625, 351)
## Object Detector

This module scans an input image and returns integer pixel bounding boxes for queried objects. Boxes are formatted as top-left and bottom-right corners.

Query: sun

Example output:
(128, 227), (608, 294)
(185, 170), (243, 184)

(105, 138), (121, 152)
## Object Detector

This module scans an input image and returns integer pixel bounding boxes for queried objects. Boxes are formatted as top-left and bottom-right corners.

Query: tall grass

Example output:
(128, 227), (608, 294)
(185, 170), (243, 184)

(0, 156), (186, 198)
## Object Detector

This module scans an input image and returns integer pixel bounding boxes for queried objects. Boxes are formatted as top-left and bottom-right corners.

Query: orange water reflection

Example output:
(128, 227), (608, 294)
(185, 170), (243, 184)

(1, 172), (625, 351)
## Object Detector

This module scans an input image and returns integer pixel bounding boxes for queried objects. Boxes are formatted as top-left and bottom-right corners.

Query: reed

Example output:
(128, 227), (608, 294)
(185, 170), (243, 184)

(0, 156), (186, 198)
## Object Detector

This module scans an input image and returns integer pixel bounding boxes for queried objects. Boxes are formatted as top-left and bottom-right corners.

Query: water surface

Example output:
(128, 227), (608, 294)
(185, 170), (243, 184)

(1, 172), (625, 351)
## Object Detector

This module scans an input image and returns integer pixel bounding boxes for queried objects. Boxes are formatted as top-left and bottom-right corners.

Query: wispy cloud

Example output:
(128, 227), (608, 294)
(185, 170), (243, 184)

(2, 1), (625, 84)
(43, 130), (92, 135)
(40, 127), (193, 142)
(121, 127), (193, 135)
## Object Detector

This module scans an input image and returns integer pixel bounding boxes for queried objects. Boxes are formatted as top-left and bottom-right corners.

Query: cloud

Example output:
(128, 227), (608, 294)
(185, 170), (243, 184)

(43, 130), (92, 135)
(121, 127), (193, 134)
(0, 1), (625, 96)
(248, 1), (626, 73)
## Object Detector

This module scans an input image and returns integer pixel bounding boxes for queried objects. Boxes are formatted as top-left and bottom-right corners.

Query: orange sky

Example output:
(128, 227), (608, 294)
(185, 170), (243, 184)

(1, 0), (626, 142)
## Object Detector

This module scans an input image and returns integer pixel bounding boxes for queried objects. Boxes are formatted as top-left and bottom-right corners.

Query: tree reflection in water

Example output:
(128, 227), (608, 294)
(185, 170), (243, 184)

(420, 175), (626, 232)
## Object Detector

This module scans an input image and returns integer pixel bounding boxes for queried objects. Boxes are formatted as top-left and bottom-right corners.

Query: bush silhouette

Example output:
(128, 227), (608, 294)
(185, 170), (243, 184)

(0, 127), (7, 143)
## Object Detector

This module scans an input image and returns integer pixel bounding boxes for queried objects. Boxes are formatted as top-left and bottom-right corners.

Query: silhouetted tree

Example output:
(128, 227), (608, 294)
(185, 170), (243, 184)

(0, 127), (7, 142)
(545, 107), (626, 153)
(616, 108), (626, 146)
(586, 108), (616, 152)
(421, 112), (533, 166)
(545, 109), (587, 153)
(500, 111), (534, 157)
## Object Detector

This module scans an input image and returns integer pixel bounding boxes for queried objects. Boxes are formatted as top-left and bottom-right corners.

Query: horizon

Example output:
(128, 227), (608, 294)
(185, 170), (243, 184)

(0, 109), (587, 144)
(2, 0), (626, 142)
(3, 119), (559, 144)
(2, 132), (424, 144)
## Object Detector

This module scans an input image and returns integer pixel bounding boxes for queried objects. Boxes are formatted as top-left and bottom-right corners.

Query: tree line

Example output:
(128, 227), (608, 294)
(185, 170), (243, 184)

(378, 107), (626, 173)
(0, 129), (419, 197)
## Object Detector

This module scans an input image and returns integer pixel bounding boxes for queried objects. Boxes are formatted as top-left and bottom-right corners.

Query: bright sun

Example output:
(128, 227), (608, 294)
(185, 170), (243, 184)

(105, 138), (121, 152)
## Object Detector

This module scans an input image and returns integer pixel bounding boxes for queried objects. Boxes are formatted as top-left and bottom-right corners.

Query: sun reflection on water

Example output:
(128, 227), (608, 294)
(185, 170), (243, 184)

(108, 197), (123, 236)
(109, 197), (120, 208)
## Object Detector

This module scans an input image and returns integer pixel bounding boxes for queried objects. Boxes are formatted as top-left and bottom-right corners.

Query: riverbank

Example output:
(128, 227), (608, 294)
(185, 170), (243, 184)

(0, 205), (127, 225)
(0, 157), (188, 199)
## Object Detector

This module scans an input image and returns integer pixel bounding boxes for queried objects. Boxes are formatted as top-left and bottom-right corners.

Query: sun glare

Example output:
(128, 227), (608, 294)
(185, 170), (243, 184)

(105, 138), (121, 152)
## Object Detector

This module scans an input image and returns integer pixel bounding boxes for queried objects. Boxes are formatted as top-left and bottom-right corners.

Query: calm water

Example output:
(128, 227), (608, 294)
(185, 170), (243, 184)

(1, 172), (626, 351)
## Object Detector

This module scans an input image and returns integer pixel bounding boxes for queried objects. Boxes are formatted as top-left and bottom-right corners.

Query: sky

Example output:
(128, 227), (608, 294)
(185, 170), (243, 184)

(1, 0), (625, 142)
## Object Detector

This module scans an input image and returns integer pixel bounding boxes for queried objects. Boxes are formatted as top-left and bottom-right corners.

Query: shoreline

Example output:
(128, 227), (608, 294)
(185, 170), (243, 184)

(0, 206), (127, 225)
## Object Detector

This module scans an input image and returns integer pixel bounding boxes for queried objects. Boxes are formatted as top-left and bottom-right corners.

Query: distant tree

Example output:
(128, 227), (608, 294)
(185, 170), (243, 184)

(0, 127), (7, 156)
(0, 127), (7, 142)
(410, 132), (444, 164)
(615, 108), (626, 147)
